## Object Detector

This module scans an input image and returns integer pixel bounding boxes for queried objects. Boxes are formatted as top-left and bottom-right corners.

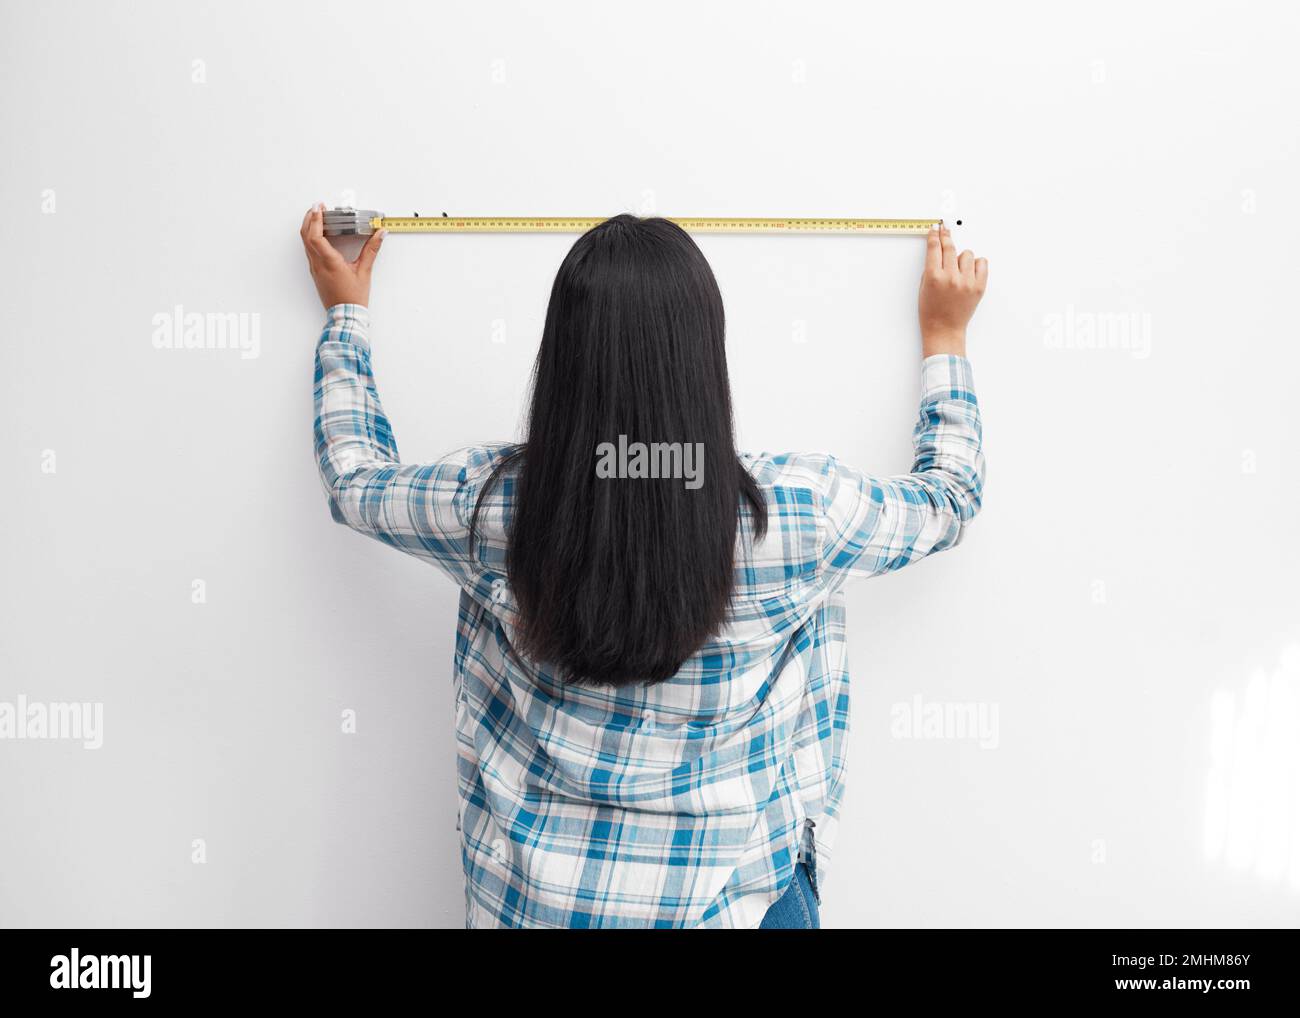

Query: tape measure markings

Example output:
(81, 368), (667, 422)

(370, 216), (937, 235)
(321, 208), (941, 237)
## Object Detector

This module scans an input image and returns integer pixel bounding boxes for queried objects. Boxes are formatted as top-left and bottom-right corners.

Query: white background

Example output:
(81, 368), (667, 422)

(3, 0), (1299, 927)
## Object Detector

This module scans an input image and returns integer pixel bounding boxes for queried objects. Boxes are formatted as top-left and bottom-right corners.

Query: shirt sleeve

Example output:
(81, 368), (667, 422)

(312, 303), (510, 586)
(816, 353), (986, 592)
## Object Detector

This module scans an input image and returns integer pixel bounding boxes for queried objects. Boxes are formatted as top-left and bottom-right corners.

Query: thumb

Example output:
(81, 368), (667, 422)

(354, 228), (386, 274)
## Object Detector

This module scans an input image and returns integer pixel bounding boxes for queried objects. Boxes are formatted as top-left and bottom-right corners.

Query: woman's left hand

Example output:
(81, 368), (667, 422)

(300, 203), (386, 308)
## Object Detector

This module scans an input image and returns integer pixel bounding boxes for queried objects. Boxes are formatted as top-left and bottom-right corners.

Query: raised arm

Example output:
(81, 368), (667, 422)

(301, 204), (506, 586)
(816, 223), (988, 591)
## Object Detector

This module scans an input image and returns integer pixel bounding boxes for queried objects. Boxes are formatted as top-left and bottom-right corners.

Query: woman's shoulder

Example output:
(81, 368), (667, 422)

(450, 441), (523, 479)
(733, 451), (841, 600)
(739, 450), (841, 497)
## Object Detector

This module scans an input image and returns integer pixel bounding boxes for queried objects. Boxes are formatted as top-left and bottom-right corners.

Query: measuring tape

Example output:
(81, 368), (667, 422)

(322, 208), (939, 237)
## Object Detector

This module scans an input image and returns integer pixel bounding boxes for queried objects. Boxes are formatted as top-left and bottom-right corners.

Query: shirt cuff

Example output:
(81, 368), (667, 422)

(324, 303), (371, 351)
(920, 353), (976, 402)
(327, 303), (370, 326)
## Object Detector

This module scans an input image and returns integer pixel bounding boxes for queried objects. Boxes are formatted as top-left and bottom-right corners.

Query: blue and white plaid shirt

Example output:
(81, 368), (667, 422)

(314, 303), (985, 928)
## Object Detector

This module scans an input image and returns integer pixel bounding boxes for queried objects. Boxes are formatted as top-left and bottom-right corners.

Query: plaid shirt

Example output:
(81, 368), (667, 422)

(314, 303), (985, 928)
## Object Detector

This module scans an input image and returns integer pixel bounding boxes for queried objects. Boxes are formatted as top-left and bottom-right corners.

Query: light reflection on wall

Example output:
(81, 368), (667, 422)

(1204, 645), (1300, 891)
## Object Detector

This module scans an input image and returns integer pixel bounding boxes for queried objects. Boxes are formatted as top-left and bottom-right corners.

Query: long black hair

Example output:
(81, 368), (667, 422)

(471, 214), (767, 686)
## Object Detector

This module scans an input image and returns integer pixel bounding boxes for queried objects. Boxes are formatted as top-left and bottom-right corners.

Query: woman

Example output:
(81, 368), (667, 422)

(301, 205), (988, 928)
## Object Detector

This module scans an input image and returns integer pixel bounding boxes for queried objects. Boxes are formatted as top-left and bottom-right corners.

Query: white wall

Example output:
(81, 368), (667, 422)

(3, 0), (1298, 928)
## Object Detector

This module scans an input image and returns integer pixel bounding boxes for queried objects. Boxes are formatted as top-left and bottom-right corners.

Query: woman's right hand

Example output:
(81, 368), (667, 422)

(300, 202), (386, 309)
(918, 224), (987, 358)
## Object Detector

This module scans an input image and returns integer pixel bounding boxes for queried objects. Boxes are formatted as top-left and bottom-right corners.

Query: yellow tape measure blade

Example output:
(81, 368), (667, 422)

(321, 209), (941, 237)
(369, 216), (938, 236)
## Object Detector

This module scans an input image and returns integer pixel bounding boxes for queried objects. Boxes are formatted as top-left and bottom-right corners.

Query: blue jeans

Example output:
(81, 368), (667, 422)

(759, 860), (821, 929)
